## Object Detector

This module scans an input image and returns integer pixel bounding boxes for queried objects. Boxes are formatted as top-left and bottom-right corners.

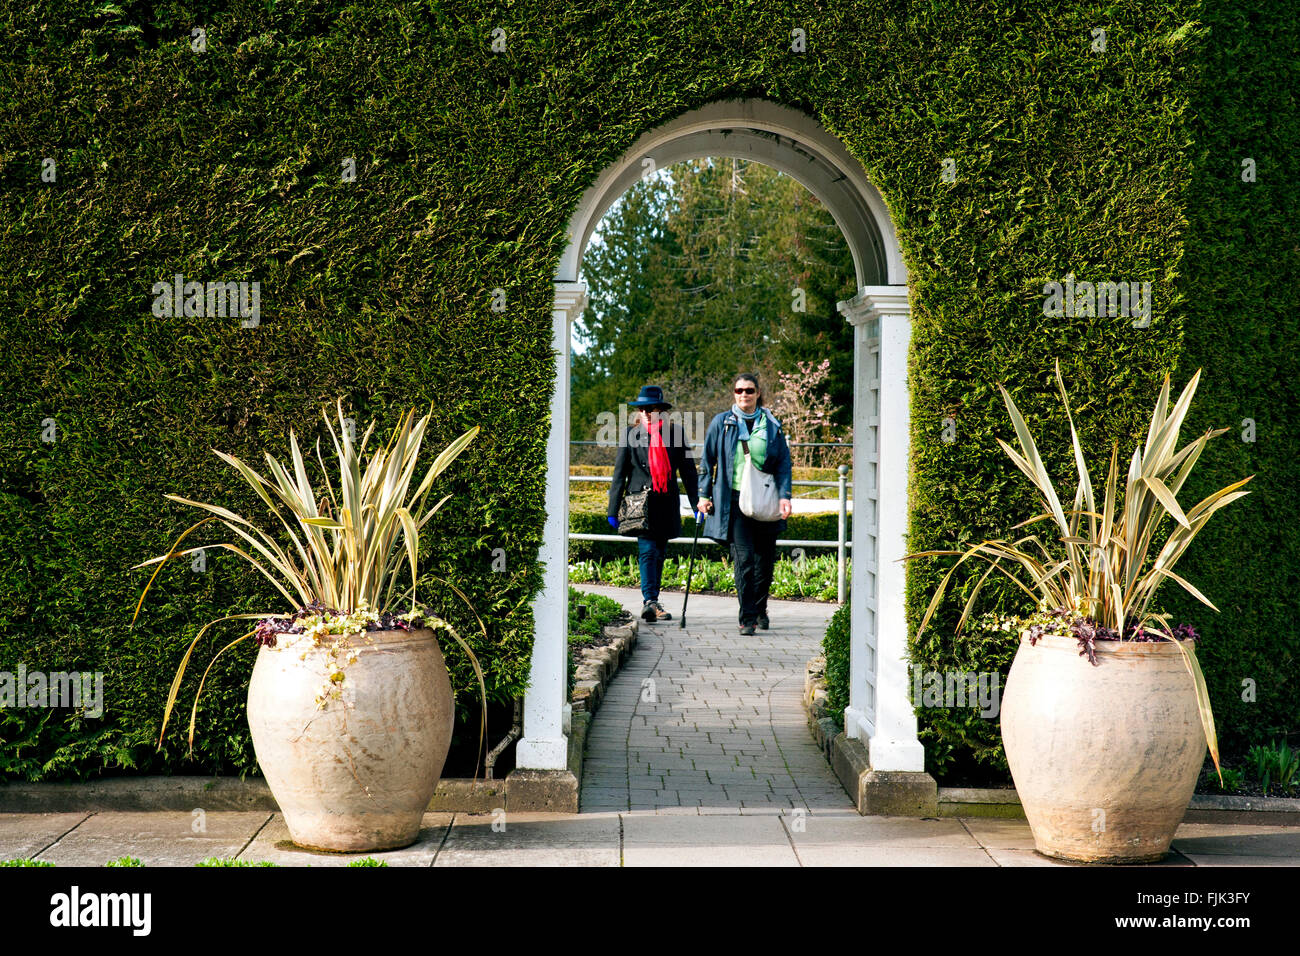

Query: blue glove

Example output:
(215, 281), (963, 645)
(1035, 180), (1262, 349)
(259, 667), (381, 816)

(607, 516), (618, 529)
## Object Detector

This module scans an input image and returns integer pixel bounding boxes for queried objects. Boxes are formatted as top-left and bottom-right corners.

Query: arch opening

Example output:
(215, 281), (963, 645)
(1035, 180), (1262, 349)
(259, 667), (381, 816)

(518, 99), (921, 785)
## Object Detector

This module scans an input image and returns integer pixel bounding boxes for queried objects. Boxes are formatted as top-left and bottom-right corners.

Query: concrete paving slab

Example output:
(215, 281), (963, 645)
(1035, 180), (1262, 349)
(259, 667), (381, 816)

(1172, 823), (1300, 862)
(985, 844), (1196, 867)
(622, 812), (797, 866)
(794, 844), (997, 866)
(0, 812), (90, 860)
(979, 848), (1077, 867)
(786, 813), (982, 848)
(434, 811), (621, 867)
(36, 811), (272, 867)
(958, 817), (1037, 849)
(1168, 853), (1300, 867)
(237, 813), (453, 866)
(1172, 822), (1300, 855)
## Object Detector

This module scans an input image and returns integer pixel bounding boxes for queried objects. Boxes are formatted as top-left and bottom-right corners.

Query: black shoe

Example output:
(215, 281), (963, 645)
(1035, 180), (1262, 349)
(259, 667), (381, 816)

(740, 622), (756, 636)
(642, 602), (656, 622)
(757, 614), (769, 630)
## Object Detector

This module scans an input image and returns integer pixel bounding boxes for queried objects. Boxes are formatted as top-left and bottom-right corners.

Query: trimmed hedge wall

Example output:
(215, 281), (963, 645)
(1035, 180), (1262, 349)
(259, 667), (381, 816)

(895, 3), (1300, 781)
(1, 1), (1295, 781)
(1166, 0), (1300, 763)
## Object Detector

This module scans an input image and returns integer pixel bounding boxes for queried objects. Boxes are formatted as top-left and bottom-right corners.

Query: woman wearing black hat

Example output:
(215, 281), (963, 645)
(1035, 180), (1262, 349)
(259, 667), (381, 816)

(607, 385), (700, 623)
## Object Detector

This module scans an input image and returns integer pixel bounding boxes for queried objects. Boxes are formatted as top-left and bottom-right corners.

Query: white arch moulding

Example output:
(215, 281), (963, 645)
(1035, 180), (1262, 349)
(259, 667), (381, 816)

(516, 98), (927, 805)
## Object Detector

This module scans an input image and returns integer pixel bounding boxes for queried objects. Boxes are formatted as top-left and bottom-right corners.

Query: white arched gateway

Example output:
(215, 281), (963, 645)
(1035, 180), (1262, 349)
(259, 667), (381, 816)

(515, 98), (925, 805)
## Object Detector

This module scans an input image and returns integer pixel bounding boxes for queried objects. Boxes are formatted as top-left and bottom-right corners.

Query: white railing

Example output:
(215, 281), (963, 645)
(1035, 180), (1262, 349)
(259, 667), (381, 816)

(568, 464), (852, 603)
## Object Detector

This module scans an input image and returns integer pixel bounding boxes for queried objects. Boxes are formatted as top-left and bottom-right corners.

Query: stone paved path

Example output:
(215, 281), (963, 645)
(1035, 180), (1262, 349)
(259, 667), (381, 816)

(574, 584), (852, 813)
(6, 810), (1299, 866)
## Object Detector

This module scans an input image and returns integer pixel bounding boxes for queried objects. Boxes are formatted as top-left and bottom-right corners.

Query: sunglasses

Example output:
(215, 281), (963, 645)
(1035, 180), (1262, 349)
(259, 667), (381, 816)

(734, 387), (757, 395)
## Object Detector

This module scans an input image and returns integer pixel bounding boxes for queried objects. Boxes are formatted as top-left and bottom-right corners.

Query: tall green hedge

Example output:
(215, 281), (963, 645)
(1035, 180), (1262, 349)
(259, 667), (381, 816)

(1, 1), (1294, 781)
(1167, 0), (1300, 760)
(901, 1), (1300, 779)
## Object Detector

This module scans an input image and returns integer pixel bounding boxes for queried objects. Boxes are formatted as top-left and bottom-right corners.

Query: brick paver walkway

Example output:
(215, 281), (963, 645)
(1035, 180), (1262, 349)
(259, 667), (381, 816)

(575, 585), (852, 813)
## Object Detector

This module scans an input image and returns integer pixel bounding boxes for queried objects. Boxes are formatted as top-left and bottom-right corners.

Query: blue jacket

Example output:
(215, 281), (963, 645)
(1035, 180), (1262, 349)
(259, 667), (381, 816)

(698, 408), (793, 543)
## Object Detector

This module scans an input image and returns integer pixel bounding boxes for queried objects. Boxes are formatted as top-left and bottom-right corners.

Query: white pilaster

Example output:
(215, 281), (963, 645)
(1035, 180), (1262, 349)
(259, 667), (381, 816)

(516, 281), (588, 770)
(838, 285), (924, 772)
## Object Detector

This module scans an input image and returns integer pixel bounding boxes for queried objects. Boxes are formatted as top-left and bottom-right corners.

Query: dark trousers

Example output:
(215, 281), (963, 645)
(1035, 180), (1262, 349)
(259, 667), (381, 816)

(728, 490), (778, 624)
(637, 535), (668, 604)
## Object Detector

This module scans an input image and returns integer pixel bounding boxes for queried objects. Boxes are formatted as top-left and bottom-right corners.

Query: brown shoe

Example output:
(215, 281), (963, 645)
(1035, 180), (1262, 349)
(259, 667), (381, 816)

(650, 601), (673, 621)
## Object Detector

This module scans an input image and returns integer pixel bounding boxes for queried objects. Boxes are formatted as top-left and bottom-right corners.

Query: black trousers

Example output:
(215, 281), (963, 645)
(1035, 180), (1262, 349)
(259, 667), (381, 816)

(727, 490), (778, 625)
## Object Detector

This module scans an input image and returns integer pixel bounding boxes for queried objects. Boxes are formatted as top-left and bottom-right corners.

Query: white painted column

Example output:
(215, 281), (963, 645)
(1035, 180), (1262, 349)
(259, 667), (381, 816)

(837, 293), (879, 746)
(837, 286), (924, 772)
(516, 281), (588, 770)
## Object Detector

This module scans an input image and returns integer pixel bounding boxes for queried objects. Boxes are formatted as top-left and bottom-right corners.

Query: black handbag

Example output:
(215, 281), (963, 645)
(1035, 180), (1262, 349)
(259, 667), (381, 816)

(616, 487), (651, 536)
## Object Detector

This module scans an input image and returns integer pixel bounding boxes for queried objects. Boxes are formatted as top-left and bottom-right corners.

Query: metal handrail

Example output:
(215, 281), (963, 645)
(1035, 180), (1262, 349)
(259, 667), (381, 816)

(570, 475), (843, 488)
(570, 439), (851, 448)
(571, 534), (850, 549)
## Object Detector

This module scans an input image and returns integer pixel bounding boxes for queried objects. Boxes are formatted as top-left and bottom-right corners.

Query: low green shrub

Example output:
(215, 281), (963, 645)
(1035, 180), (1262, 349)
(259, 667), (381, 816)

(195, 857), (279, 867)
(568, 586), (626, 642)
(1247, 739), (1300, 796)
(821, 603), (850, 731)
(1213, 766), (1245, 793)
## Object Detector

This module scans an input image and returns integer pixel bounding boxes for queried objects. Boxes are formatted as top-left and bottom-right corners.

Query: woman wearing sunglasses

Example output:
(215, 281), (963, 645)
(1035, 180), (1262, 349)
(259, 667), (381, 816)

(697, 373), (793, 635)
(607, 385), (700, 623)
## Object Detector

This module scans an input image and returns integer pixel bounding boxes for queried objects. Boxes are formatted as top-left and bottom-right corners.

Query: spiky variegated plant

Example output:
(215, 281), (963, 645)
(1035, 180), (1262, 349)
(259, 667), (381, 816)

(904, 362), (1253, 778)
(132, 400), (485, 756)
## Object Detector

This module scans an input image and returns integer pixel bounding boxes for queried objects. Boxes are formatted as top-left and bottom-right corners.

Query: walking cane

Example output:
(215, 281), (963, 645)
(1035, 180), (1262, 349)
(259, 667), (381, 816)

(680, 507), (703, 627)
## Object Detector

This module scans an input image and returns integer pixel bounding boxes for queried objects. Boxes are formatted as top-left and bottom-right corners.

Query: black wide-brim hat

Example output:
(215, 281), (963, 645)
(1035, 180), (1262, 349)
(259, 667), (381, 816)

(628, 385), (672, 410)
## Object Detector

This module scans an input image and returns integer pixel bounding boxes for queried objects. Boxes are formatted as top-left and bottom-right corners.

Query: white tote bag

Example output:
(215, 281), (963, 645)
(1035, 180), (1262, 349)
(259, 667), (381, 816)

(737, 440), (782, 521)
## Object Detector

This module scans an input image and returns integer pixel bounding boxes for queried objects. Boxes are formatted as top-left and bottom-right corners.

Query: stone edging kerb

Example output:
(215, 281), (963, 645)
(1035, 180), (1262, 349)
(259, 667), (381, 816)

(570, 615), (639, 715)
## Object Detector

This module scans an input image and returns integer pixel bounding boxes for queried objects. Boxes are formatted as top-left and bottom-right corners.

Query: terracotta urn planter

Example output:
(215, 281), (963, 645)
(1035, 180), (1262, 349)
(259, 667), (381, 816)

(1000, 631), (1205, 863)
(247, 626), (455, 852)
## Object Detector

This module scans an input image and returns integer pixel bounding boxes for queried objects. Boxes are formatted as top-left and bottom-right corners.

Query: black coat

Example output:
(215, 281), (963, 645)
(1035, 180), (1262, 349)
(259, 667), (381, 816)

(607, 421), (700, 540)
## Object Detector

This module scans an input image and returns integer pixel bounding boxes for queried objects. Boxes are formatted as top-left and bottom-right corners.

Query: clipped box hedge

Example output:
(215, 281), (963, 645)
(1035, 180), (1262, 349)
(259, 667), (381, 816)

(0, 1), (1295, 781)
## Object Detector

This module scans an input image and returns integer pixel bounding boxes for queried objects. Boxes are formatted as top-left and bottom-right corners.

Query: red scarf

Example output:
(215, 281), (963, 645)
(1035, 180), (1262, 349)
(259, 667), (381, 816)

(647, 419), (671, 493)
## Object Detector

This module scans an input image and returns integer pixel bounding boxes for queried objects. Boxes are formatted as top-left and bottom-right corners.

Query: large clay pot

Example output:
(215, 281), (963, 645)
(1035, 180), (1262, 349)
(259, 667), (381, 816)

(247, 627), (454, 852)
(1000, 631), (1205, 863)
